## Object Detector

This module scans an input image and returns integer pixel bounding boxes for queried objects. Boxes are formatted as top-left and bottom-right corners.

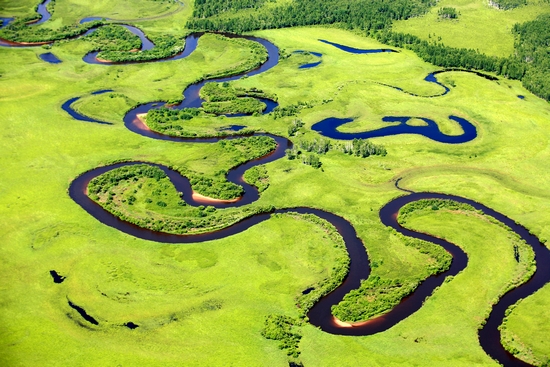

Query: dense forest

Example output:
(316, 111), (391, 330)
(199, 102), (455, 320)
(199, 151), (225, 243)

(188, 0), (435, 33)
(193, 0), (269, 18)
(374, 12), (550, 101)
(512, 14), (550, 101)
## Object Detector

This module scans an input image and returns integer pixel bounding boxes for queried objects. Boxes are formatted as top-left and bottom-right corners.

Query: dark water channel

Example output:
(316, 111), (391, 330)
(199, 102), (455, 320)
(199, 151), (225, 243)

(49, 270), (65, 283)
(39, 52), (62, 64)
(68, 300), (99, 325)
(61, 90), (113, 125)
(319, 39), (397, 54)
(311, 115), (477, 143)
(293, 50), (323, 69)
(28, 0), (52, 26)
(0, 16), (530, 362)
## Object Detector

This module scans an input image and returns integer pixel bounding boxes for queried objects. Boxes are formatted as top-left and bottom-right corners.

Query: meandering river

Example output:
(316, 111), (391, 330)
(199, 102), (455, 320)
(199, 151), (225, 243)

(3, 5), (547, 364)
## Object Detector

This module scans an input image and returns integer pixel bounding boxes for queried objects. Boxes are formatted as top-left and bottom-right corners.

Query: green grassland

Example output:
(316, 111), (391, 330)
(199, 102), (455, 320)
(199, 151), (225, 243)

(1, 0), (550, 366)
(393, 0), (550, 57)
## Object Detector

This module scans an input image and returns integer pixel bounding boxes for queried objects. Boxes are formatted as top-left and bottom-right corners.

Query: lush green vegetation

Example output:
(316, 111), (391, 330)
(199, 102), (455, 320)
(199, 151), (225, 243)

(187, 0), (435, 33)
(512, 14), (550, 101)
(83, 24), (141, 52)
(0, 18), (102, 43)
(500, 288), (550, 366)
(2, 0), (550, 365)
(332, 201), (454, 322)
(91, 135), (277, 203)
(262, 314), (302, 357)
(193, 0), (269, 18)
(200, 82), (274, 115)
(286, 138), (387, 169)
(437, 7), (458, 20)
(96, 33), (185, 63)
(490, 0), (527, 10)
(243, 164), (270, 192)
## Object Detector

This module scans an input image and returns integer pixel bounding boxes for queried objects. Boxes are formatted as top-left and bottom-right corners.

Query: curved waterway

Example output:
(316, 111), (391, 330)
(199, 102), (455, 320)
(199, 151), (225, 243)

(379, 68), (499, 98)
(62, 90), (113, 124)
(9, 20), (532, 363)
(293, 50), (323, 69)
(70, 158), (550, 367)
(27, 0), (52, 26)
(319, 39), (397, 54)
(312, 115), (477, 143)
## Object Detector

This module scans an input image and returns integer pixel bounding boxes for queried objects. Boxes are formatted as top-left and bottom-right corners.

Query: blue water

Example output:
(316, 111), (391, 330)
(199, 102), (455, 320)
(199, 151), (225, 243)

(319, 39), (397, 54)
(311, 115), (476, 144)
(300, 61), (321, 69)
(293, 50), (323, 69)
(61, 96), (112, 125)
(80, 16), (109, 24)
(39, 52), (62, 64)
(0, 17), (14, 29)
(294, 50), (322, 58)
(30, 0), (52, 26)
(82, 31), (201, 65)
(91, 89), (114, 95)
(424, 73), (450, 96)
(219, 125), (247, 132)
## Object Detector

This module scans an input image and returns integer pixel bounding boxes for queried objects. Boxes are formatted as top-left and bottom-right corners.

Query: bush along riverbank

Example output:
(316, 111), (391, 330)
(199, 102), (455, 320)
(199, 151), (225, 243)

(200, 82), (276, 115)
(88, 163), (274, 235)
(95, 33), (185, 63)
(243, 165), (269, 193)
(87, 138), (277, 234)
(261, 212), (350, 359)
(398, 199), (537, 328)
(0, 18), (103, 43)
(332, 231), (452, 322)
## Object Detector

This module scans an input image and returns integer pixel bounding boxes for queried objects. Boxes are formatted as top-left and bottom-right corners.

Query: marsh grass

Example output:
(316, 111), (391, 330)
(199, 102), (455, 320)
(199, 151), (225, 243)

(1, 15), (550, 366)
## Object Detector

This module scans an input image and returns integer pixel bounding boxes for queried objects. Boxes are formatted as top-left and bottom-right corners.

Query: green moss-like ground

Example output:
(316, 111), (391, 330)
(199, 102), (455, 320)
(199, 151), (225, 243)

(1, 1), (550, 365)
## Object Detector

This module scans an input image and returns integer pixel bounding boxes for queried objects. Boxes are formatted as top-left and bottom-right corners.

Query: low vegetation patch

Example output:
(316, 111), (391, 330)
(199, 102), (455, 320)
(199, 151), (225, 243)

(87, 137), (277, 234)
(289, 213), (349, 317)
(286, 138), (387, 169)
(332, 233), (451, 322)
(262, 314), (302, 357)
(0, 19), (103, 43)
(243, 165), (269, 192)
(83, 25), (141, 53)
(89, 164), (274, 235)
(437, 7), (459, 20)
(200, 82), (275, 115)
(489, 0), (527, 10)
(97, 34), (185, 63)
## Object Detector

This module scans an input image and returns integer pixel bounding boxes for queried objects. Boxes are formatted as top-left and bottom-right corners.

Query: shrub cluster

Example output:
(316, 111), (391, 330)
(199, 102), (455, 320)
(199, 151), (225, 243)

(338, 139), (387, 157)
(271, 101), (314, 119)
(89, 163), (278, 234)
(489, 0), (526, 10)
(243, 165), (269, 192)
(261, 315), (302, 357)
(0, 19), (103, 43)
(437, 7), (458, 19)
(332, 232), (451, 322)
(83, 25), (141, 52)
(96, 34), (185, 62)
(288, 213), (350, 317)
(287, 119), (304, 136)
(200, 82), (275, 115)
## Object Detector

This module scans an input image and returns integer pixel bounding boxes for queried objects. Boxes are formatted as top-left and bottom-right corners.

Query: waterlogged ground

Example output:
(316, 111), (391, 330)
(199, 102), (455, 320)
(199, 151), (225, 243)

(1, 4), (550, 366)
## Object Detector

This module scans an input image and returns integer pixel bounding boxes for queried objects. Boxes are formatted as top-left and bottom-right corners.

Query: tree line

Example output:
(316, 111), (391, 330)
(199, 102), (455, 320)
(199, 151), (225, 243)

(187, 0), (435, 33)
(186, 0), (550, 102)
